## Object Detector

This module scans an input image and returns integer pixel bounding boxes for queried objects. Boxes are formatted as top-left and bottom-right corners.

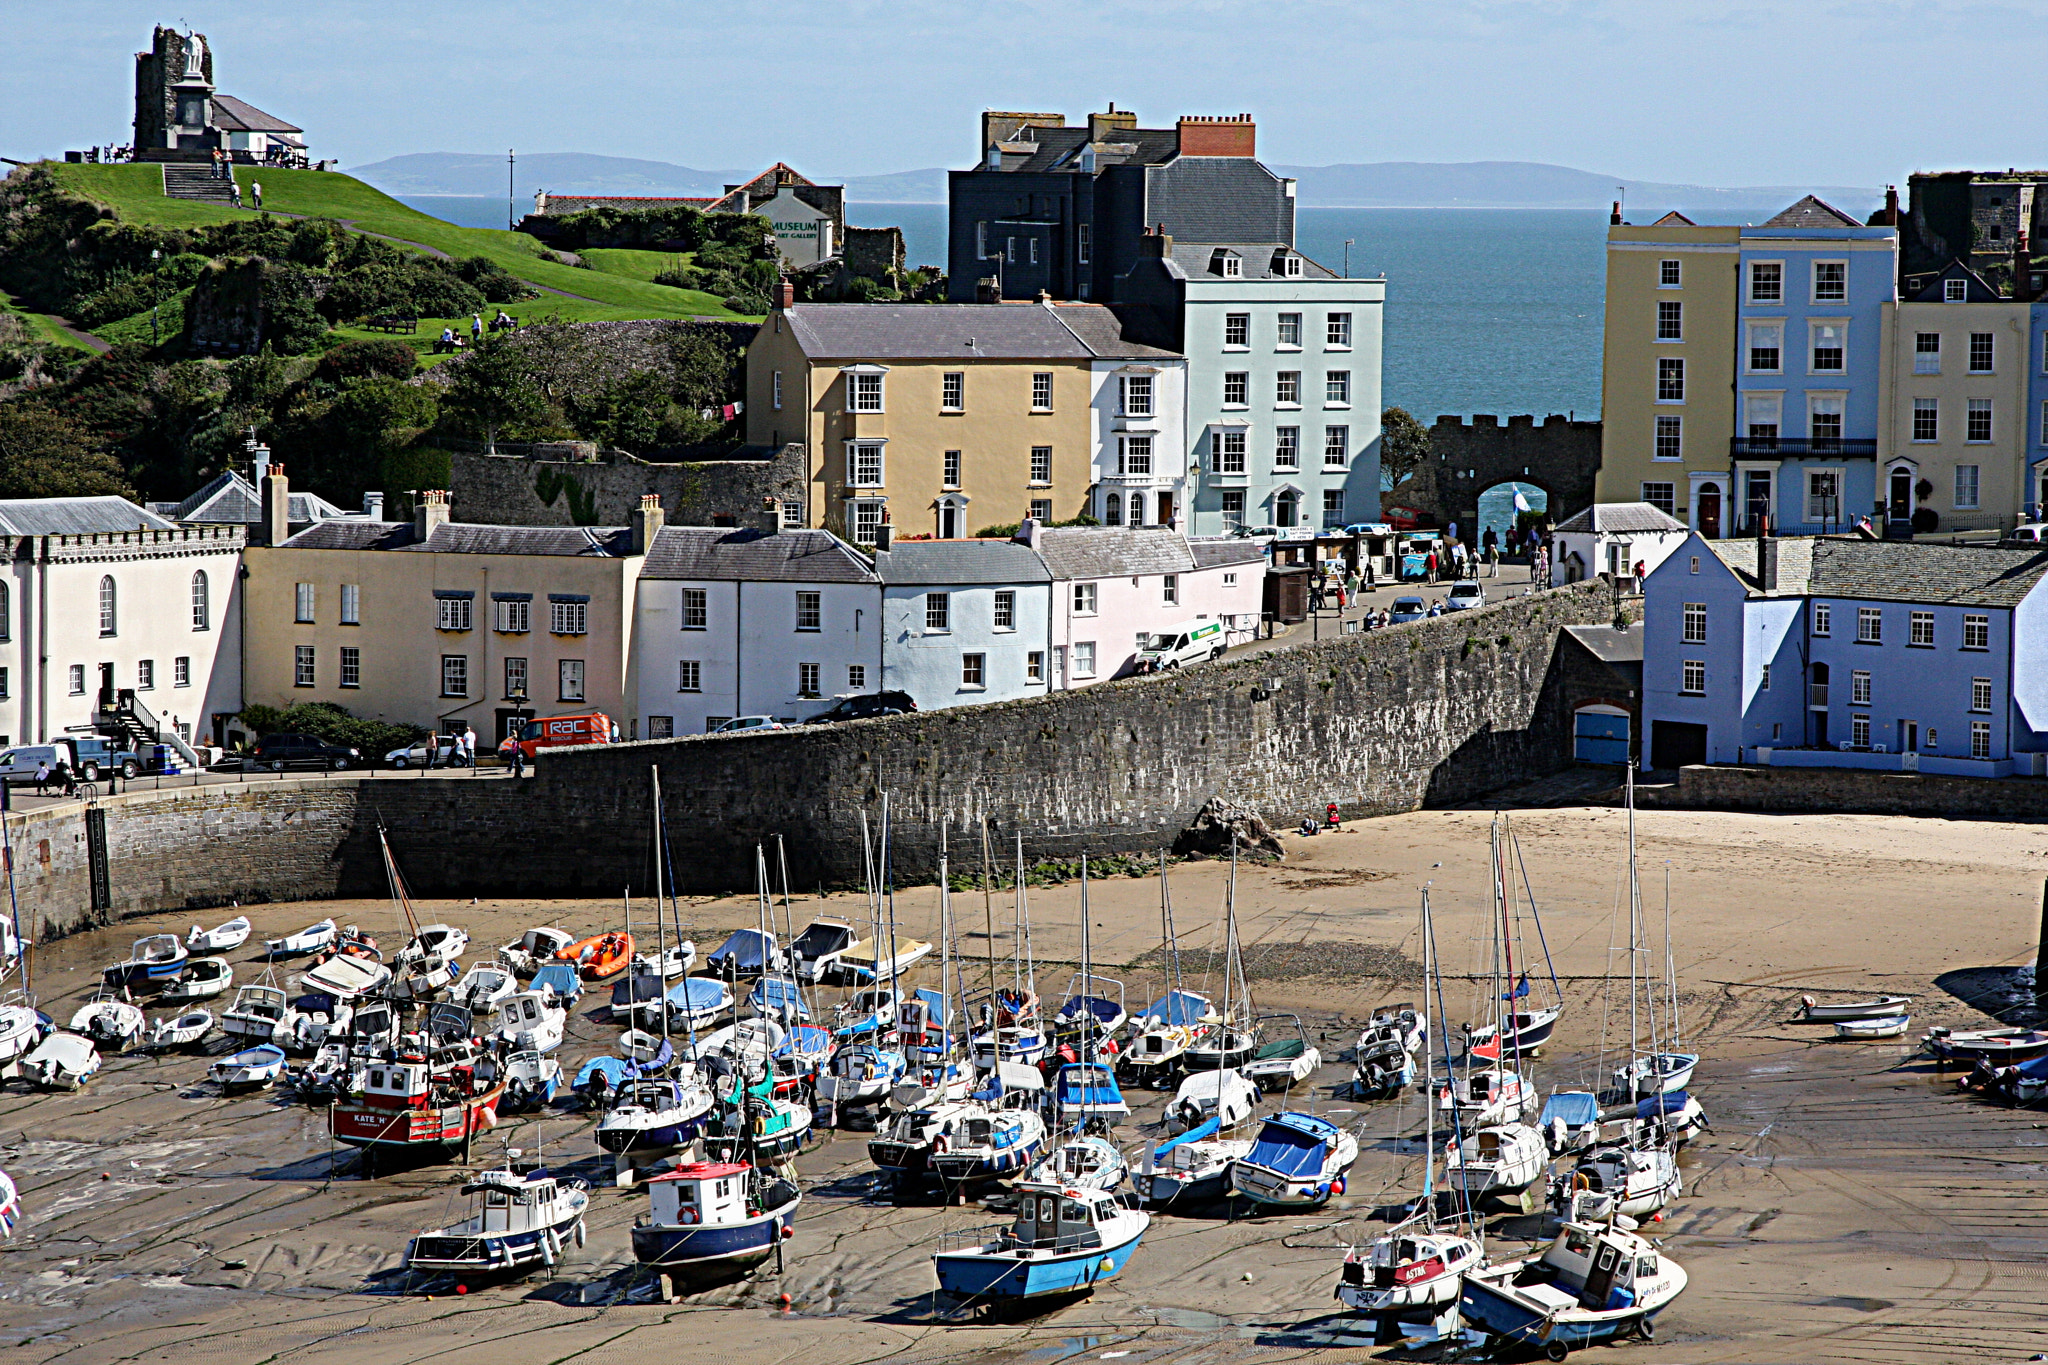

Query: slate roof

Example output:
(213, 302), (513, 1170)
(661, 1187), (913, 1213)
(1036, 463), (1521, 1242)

(1167, 242), (1337, 281)
(1708, 537), (1817, 596)
(1553, 502), (1686, 535)
(1035, 527), (1196, 580)
(1045, 303), (1182, 359)
(1905, 260), (2002, 303)
(208, 95), (302, 134)
(1805, 539), (2048, 607)
(641, 526), (877, 582)
(171, 470), (350, 526)
(279, 521), (635, 556)
(784, 302), (1166, 361)
(1762, 195), (1862, 229)
(876, 539), (1052, 586)
(1189, 538), (1268, 568)
(1563, 623), (1645, 666)
(993, 126), (1183, 174)
(0, 496), (176, 535)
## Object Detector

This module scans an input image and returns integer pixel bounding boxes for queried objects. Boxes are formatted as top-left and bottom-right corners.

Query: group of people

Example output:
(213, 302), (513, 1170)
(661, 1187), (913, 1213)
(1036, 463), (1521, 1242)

(436, 313), (517, 353)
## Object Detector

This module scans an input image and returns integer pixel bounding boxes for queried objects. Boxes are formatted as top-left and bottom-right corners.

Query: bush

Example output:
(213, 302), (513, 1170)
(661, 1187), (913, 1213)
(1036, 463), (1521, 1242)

(1911, 507), (1939, 533)
(722, 293), (771, 315)
(233, 701), (423, 758)
(317, 260), (486, 324)
(453, 255), (537, 304)
(315, 337), (418, 385)
(264, 293), (330, 355)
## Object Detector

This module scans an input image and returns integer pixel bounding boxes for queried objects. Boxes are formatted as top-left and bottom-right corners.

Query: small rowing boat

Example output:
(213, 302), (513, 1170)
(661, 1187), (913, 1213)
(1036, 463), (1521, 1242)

(1801, 994), (1910, 1023)
(186, 916), (251, 952)
(1836, 1014), (1910, 1040)
(210, 1043), (287, 1090)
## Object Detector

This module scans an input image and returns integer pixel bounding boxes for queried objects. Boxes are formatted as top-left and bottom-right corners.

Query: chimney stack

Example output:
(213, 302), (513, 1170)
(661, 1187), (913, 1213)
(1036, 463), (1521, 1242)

(363, 491), (385, 521)
(414, 488), (451, 540)
(1142, 227), (1174, 258)
(1884, 185), (1899, 227)
(773, 278), (794, 311)
(2015, 230), (2033, 302)
(754, 495), (783, 536)
(259, 462), (290, 547)
(1175, 114), (1255, 158)
(1088, 105), (1138, 142)
(1757, 516), (1779, 592)
(631, 492), (666, 554)
(1610, 201), (1623, 226)
(975, 276), (1002, 304)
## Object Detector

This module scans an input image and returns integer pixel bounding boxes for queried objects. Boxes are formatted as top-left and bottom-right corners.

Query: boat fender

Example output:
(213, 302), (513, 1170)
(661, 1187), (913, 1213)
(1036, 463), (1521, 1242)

(1332, 1176), (1346, 1197)
(540, 1229), (558, 1266)
(574, 1219), (586, 1248)
(1098, 1256), (1115, 1274)
(781, 1224), (794, 1240)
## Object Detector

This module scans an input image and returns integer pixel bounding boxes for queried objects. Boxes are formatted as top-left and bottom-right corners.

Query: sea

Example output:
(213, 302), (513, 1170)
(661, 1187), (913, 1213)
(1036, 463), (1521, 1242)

(399, 195), (1610, 539)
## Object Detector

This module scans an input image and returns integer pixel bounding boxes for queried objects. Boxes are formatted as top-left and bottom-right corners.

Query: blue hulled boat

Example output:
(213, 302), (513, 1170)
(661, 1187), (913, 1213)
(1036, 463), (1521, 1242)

(932, 1181), (1149, 1302)
(632, 1161), (801, 1291)
(1229, 1111), (1361, 1208)
(405, 1163), (589, 1280)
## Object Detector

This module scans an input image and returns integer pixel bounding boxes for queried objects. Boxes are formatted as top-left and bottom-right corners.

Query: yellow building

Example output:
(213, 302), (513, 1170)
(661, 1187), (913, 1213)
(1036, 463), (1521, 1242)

(243, 491), (659, 744)
(1595, 217), (1740, 527)
(1879, 266), (2032, 534)
(746, 295), (1141, 544)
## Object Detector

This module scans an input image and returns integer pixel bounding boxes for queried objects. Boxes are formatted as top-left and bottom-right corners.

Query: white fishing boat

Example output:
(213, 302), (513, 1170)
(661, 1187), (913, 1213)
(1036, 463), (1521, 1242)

(222, 984), (289, 1040)
(1556, 1144), (1682, 1220)
(631, 941), (696, 980)
(500, 1049), (562, 1112)
(0, 1004), (45, 1066)
(453, 964), (517, 1012)
(161, 956), (232, 1002)
(20, 1031), (101, 1090)
(1460, 1218), (1687, 1355)
(266, 919), (337, 958)
(790, 918), (862, 984)
(186, 916), (251, 952)
(1124, 989), (1215, 1080)
(1337, 1225), (1485, 1344)
(1229, 1111), (1361, 1208)
(1837, 1014), (1910, 1040)
(634, 1161), (801, 1294)
(277, 994), (353, 1054)
(1614, 1051), (1699, 1096)
(405, 1159), (589, 1279)
(1444, 1123), (1549, 1201)
(105, 933), (188, 990)
(298, 953), (392, 1001)
(69, 995), (145, 1050)
(1354, 1001), (1428, 1097)
(209, 1042), (287, 1090)
(498, 927), (575, 977)
(150, 1008), (214, 1049)
(932, 1180), (1148, 1302)
(1243, 1013), (1322, 1091)
(492, 992), (565, 1052)
(1438, 1067), (1537, 1126)
(1022, 1134), (1128, 1192)
(1167, 1066), (1260, 1133)
(1801, 993), (1910, 1023)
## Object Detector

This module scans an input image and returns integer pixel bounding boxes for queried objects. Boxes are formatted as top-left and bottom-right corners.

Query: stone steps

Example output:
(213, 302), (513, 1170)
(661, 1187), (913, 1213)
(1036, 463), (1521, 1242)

(162, 164), (239, 205)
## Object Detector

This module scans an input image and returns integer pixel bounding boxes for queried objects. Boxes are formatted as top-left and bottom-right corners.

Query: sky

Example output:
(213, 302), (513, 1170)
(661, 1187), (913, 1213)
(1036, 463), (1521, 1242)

(16, 1), (2047, 185)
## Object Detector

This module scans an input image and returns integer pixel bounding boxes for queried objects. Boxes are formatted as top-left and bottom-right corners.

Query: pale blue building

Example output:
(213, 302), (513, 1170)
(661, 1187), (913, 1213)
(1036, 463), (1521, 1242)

(1728, 198), (1897, 537)
(1643, 531), (2048, 776)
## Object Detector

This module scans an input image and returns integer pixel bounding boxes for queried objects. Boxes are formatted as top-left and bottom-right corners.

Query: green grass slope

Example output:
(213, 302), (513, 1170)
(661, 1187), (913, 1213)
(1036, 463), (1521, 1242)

(578, 248), (692, 282)
(46, 164), (754, 336)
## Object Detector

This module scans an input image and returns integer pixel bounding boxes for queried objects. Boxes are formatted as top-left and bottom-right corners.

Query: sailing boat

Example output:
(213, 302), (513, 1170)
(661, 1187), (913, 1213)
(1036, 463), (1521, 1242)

(1050, 857), (1128, 1115)
(1613, 865), (1700, 1097)
(868, 850), (974, 1188)
(822, 807), (906, 1119)
(1124, 855), (1216, 1087)
(1336, 886), (1483, 1343)
(967, 833), (1048, 1069)
(1440, 821), (1539, 1129)
(1463, 816), (1563, 1057)
(1168, 839), (1259, 1133)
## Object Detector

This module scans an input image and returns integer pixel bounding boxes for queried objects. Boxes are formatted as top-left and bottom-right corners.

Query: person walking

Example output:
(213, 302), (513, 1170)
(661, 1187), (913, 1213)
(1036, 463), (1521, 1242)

(250, 180), (262, 210)
(1485, 541), (1499, 578)
(1424, 548), (1438, 585)
(471, 314), (484, 344)
(33, 760), (48, 795)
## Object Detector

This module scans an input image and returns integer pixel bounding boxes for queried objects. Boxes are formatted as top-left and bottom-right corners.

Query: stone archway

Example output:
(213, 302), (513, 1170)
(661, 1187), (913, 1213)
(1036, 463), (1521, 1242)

(1476, 480), (1548, 551)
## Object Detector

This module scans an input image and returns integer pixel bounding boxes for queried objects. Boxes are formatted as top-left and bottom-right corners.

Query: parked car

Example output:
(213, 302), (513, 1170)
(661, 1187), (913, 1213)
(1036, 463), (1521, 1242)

(1444, 582), (1485, 611)
(2007, 524), (2048, 545)
(0, 744), (65, 784)
(1390, 596), (1430, 624)
(384, 738), (458, 768)
(72, 737), (147, 780)
(806, 692), (917, 724)
(709, 716), (785, 735)
(247, 733), (361, 772)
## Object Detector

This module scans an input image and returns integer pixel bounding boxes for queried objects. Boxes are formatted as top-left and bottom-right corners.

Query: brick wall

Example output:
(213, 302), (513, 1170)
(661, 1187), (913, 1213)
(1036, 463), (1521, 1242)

(18, 585), (1616, 940)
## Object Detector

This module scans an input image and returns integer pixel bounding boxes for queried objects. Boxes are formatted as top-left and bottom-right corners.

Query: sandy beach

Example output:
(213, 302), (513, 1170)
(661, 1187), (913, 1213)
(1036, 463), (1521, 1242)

(3, 800), (2046, 1364)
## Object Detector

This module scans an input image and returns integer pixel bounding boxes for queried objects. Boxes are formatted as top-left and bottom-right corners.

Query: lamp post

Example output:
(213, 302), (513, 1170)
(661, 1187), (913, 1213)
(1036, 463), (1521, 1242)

(508, 149), (515, 230)
(150, 248), (161, 345)
(1343, 238), (1355, 278)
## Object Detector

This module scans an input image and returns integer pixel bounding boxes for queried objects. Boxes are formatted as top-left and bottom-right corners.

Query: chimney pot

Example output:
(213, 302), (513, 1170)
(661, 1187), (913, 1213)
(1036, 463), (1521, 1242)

(414, 488), (451, 540)
(774, 278), (794, 311)
(631, 493), (667, 554)
(259, 462), (290, 547)
(1610, 200), (1623, 226)
(363, 491), (385, 521)
(975, 275), (1002, 304)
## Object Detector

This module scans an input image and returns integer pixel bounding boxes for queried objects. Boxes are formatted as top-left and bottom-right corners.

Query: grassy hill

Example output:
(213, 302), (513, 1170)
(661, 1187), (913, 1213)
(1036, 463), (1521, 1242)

(41, 163), (754, 353)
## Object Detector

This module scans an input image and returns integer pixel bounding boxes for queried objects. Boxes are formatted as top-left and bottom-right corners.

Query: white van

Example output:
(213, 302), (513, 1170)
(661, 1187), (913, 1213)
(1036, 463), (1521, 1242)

(1134, 619), (1228, 671)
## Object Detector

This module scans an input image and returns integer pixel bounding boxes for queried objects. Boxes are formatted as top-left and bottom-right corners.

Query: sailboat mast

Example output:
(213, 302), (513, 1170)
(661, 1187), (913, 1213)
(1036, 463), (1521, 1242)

(649, 766), (668, 1048)
(880, 793), (899, 1005)
(979, 817), (998, 1005)
(1627, 763), (1642, 1082)
(1421, 885), (1435, 1210)
(938, 825), (950, 1064)
(1222, 835), (1236, 1073)
(1498, 818), (1520, 1070)
(1665, 864), (1681, 1050)
(1080, 854), (1092, 1065)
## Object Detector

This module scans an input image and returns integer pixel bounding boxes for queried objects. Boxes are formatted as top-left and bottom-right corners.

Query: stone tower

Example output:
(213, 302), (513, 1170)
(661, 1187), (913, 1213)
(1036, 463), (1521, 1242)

(133, 26), (214, 151)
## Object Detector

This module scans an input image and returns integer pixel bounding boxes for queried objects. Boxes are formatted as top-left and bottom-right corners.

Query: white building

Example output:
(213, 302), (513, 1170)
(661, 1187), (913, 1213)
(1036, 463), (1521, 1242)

(1031, 524), (1264, 685)
(1549, 502), (1689, 587)
(1115, 234), (1387, 537)
(0, 497), (243, 749)
(876, 537), (1053, 709)
(1048, 303), (1190, 529)
(633, 523), (882, 734)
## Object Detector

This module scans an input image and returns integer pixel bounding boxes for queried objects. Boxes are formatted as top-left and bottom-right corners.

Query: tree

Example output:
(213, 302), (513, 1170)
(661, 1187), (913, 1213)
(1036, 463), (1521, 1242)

(0, 404), (135, 498)
(440, 335), (547, 452)
(1380, 407), (1432, 486)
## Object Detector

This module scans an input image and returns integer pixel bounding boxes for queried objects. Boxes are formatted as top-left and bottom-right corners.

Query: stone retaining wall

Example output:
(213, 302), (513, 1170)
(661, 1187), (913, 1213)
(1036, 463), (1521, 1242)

(1639, 762), (2048, 820)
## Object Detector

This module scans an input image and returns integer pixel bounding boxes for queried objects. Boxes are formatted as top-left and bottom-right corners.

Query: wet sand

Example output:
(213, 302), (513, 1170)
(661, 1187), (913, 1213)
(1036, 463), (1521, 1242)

(4, 804), (2047, 1364)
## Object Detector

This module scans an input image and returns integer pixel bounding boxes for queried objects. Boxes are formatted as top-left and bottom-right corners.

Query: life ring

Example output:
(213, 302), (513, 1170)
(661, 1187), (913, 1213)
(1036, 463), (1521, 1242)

(678, 1207), (699, 1225)
(1571, 1172), (1591, 1192)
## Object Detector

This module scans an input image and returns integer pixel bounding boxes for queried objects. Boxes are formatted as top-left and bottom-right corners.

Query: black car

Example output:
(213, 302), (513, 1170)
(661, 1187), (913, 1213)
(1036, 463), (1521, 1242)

(807, 691), (917, 723)
(248, 732), (361, 772)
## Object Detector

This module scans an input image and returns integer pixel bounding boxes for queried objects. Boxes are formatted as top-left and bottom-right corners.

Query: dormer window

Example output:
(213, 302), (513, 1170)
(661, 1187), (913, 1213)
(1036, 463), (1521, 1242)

(987, 146), (1001, 170)
(1272, 250), (1303, 278)
(1210, 248), (1242, 278)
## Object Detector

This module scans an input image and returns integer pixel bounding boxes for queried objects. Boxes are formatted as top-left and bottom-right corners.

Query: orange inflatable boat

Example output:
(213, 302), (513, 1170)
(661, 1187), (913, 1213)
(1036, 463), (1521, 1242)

(559, 931), (634, 980)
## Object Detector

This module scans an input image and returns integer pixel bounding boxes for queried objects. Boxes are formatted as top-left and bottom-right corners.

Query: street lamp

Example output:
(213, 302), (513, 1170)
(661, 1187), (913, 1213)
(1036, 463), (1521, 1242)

(150, 248), (161, 345)
(1343, 238), (1355, 278)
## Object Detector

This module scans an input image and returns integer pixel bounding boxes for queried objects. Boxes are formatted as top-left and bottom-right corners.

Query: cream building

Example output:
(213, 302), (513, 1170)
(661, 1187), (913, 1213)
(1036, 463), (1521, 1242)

(1879, 264), (2033, 534)
(1595, 217), (1740, 527)
(745, 293), (1172, 546)
(243, 492), (656, 744)
(0, 497), (243, 749)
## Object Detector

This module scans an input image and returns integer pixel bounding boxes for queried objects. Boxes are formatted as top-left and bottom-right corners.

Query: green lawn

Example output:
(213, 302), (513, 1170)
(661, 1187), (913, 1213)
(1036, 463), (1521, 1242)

(0, 286), (99, 352)
(46, 163), (755, 332)
(94, 286), (192, 349)
(579, 248), (692, 282)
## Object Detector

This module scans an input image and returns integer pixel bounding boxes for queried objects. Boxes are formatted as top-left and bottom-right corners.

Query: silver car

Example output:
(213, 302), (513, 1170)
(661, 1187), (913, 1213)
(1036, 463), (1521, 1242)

(1445, 582), (1485, 611)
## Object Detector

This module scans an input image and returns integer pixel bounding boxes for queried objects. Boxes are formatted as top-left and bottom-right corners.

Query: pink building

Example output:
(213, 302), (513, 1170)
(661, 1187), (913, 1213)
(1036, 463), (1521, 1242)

(1027, 525), (1265, 687)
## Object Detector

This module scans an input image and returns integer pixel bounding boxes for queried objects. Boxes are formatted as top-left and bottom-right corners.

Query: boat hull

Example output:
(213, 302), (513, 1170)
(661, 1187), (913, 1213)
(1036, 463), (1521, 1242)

(331, 1091), (502, 1151)
(1133, 1166), (1233, 1207)
(933, 1227), (1145, 1300)
(932, 1137), (1042, 1188)
(596, 1113), (707, 1153)
(1459, 1274), (1672, 1352)
(632, 1203), (796, 1285)
(406, 1213), (584, 1275)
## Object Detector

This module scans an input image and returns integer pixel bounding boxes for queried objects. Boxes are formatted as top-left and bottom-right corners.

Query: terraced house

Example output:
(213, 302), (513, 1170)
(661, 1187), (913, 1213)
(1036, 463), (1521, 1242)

(745, 288), (1178, 545)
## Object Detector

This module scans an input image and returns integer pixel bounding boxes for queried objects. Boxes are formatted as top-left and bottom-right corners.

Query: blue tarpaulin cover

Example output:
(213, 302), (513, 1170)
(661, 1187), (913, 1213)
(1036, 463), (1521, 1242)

(1153, 1114), (1221, 1158)
(531, 961), (581, 1002)
(1635, 1090), (1692, 1120)
(1139, 991), (1211, 1027)
(1541, 1091), (1601, 1129)
(708, 930), (774, 973)
(1056, 1062), (1125, 1109)
(1243, 1113), (1338, 1178)
(666, 977), (730, 1011)
(752, 978), (809, 1018)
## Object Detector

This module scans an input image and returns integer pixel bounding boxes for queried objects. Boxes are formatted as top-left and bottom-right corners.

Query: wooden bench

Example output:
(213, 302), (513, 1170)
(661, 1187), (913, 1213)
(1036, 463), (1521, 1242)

(364, 314), (418, 334)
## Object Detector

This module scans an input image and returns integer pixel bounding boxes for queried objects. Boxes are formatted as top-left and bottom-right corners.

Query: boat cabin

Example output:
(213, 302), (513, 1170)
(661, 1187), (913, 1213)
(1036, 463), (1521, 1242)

(1005, 1184), (1108, 1252)
(791, 919), (855, 966)
(957, 1110), (1033, 1153)
(496, 992), (551, 1033)
(1521, 1223), (1661, 1313)
(226, 984), (287, 1023)
(467, 1167), (567, 1231)
(647, 1160), (751, 1226)
(133, 934), (184, 965)
(365, 1060), (434, 1106)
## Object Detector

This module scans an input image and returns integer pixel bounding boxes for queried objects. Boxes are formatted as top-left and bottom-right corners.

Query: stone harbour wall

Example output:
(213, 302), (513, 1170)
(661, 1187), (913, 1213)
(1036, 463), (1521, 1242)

(1641, 762), (2048, 820)
(17, 585), (1618, 939)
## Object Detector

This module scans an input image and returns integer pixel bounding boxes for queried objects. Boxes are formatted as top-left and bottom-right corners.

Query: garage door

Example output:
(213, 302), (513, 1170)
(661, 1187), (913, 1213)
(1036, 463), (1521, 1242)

(1651, 720), (1709, 770)
(1574, 707), (1631, 765)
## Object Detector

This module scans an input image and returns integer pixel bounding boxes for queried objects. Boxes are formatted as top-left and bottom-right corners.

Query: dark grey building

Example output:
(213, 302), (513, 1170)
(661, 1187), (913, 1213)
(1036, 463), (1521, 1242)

(946, 107), (1297, 303)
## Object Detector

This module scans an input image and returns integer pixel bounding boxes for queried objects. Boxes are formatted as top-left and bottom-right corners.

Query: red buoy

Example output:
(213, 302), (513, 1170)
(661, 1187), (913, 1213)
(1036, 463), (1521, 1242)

(456, 1284), (468, 1295)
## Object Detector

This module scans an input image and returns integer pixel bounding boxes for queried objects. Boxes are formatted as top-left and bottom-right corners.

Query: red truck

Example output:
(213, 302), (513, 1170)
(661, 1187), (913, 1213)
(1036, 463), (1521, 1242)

(512, 711), (615, 760)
